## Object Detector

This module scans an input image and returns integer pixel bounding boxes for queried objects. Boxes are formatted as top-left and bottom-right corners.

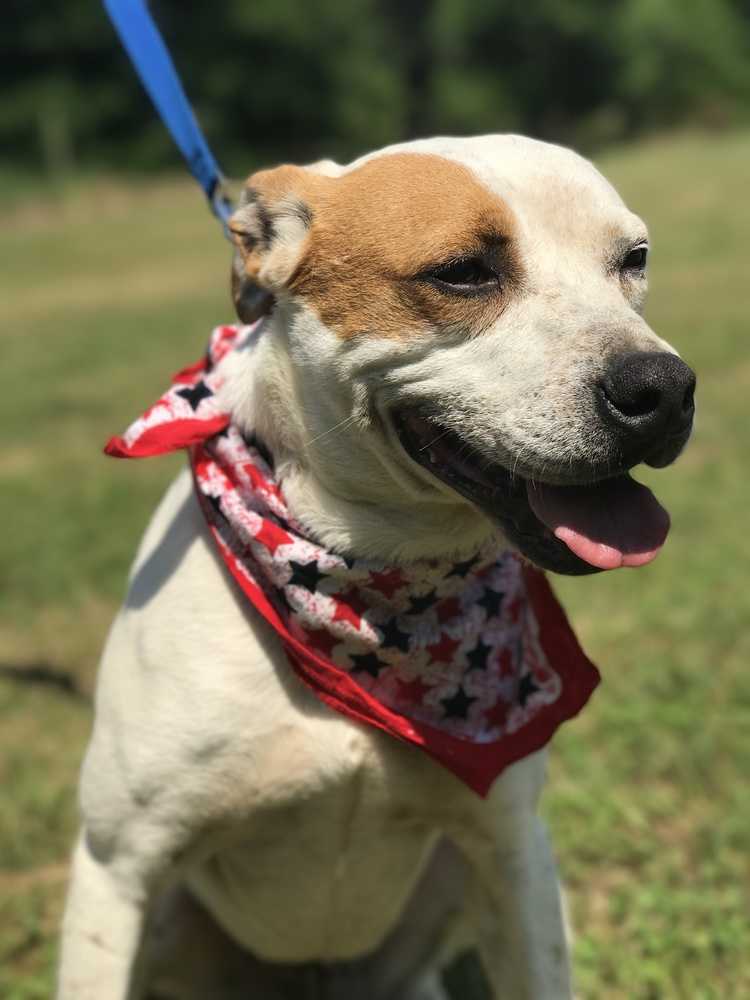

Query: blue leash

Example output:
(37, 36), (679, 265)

(102, 0), (233, 233)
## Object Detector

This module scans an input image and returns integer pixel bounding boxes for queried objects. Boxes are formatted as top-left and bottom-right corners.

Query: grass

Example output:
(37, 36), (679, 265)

(1, 130), (749, 998)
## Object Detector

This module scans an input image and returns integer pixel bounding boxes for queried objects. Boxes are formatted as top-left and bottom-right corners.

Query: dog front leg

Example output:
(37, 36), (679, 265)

(467, 814), (572, 1000)
(57, 832), (152, 1000)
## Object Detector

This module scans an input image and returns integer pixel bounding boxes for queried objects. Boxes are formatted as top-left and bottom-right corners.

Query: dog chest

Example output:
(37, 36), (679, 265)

(185, 793), (440, 964)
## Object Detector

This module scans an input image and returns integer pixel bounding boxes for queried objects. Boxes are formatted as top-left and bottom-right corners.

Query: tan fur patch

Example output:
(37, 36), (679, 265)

(238, 154), (520, 339)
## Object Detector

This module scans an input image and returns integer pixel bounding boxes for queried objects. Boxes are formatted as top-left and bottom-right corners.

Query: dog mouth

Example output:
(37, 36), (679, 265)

(392, 408), (671, 576)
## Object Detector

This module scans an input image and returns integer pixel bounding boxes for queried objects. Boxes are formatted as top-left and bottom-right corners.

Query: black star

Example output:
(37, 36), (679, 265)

(446, 555), (477, 579)
(287, 559), (327, 592)
(477, 587), (505, 618)
(177, 381), (214, 411)
(518, 673), (540, 707)
(205, 492), (225, 522)
(407, 590), (436, 615)
(350, 652), (385, 678)
(465, 639), (492, 672)
(441, 685), (477, 719)
(378, 619), (411, 653)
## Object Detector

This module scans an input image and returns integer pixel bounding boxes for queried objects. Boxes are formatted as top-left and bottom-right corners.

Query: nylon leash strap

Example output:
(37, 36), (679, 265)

(102, 0), (233, 232)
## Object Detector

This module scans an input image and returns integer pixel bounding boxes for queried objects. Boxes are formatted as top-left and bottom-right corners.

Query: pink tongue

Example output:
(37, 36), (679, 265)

(526, 476), (670, 570)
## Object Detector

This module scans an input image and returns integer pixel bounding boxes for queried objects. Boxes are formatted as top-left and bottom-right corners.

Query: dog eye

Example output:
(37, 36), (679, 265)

(622, 246), (648, 272)
(425, 257), (500, 295)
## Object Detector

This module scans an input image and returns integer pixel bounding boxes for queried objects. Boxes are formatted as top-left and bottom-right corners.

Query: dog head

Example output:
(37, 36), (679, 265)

(226, 136), (695, 574)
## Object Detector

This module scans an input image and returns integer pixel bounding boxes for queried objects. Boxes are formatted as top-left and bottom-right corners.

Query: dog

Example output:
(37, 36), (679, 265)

(57, 134), (695, 1000)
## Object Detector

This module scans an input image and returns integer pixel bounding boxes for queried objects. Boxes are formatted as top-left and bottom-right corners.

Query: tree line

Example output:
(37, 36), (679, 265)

(3, 0), (750, 180)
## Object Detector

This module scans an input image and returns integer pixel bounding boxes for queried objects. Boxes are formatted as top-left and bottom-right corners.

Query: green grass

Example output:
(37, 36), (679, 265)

(2, 131), (749, 997)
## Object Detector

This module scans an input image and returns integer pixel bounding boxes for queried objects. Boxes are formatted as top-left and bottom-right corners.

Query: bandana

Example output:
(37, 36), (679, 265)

(106, 324), (599, 797)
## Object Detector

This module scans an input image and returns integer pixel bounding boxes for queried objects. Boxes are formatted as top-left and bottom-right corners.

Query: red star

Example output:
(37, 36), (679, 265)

(483, 699), (510, 730)
(192, 454), (212, 479)
(331, 592), (367, 630)
(243, 463), (282, 497)
(426, 633), (460, 663)
(302, 628), (338, 657)
(254, 520), (293, 554)
(396, 675), (432, 704)
(437, 597), (461, 624)
(368, 569), (405, 598)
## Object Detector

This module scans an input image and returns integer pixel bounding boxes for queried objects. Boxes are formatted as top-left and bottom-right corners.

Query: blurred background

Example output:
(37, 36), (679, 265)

(2, 2), (749, 997)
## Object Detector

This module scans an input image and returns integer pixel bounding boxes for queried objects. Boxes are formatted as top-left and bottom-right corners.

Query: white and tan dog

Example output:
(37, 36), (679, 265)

(58, 135), (695, 1000)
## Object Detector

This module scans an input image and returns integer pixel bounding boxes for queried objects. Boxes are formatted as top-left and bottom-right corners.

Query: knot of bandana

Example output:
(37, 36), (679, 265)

(106, 324), (599, 796)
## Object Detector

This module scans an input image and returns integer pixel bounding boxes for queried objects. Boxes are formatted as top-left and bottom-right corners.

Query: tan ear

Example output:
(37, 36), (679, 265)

(228, 163), (333, 322)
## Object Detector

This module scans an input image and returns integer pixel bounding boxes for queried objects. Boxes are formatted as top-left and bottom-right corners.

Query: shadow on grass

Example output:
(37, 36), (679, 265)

(0, 663), (89, 701)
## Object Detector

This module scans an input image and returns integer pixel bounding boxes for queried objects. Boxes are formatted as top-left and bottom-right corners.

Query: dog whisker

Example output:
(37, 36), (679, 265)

(305, 414), (358, 448)
(417, 426), (452, 452)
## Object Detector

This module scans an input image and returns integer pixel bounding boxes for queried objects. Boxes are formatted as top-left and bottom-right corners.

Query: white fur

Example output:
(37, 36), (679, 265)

(58, 135), (675, 999)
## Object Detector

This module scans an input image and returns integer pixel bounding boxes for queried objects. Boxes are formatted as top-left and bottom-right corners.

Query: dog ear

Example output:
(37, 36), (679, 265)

(229, 161), (340, 323)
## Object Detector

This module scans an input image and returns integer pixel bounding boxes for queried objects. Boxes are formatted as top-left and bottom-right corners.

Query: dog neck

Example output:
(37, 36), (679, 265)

(220, 315), (500, 564)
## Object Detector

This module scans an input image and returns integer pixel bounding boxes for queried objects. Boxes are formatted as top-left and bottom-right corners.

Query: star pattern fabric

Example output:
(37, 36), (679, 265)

(105, 323), (600, 797)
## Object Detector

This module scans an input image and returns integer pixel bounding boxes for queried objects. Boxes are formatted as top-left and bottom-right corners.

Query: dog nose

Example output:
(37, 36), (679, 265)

(600, 351), (695, 440)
